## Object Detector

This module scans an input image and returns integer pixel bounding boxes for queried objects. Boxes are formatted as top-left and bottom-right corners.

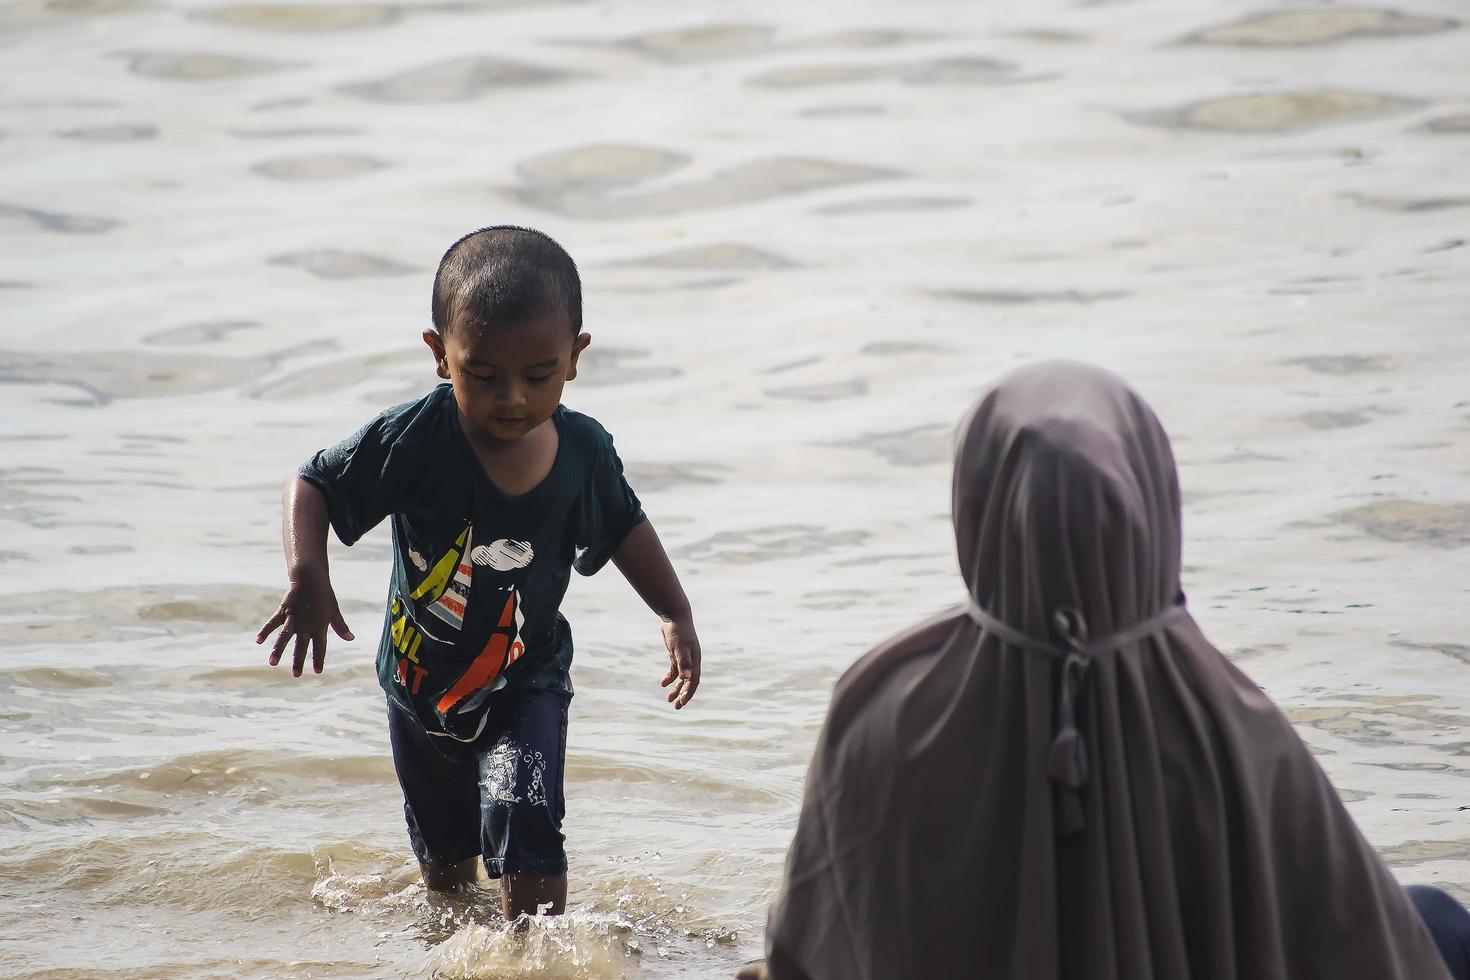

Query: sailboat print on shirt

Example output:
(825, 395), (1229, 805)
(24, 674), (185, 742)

(406, 524), (536, 724)
(438, 586), (528, 718)
(409, 524), (473, 631)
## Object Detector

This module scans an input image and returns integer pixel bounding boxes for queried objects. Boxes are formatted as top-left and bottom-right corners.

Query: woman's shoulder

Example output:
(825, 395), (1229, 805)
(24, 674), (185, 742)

(826, 605), (966, 737)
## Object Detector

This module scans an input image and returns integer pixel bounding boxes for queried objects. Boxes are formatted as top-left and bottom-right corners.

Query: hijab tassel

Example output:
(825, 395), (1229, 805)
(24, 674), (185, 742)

(1049, 612), (1092, 837)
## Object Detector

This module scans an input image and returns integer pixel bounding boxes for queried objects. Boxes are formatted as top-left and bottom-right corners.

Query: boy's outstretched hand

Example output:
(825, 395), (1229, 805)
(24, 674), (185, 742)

(660, 616), (701, 709)
(256, 568), (354, 677)
(611, 520), (702, 710)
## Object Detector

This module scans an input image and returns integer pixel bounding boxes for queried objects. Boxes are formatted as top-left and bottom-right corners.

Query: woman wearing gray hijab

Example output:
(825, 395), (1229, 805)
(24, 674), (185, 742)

(743, 362), (1459, 980)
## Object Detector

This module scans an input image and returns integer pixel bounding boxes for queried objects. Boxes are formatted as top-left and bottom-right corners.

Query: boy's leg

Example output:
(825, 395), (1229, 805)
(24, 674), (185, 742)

(502, 871), (567, 918)
(420, 856), (480, 891)
(387, 702), (485, 891)
(477, 688), (571, 918)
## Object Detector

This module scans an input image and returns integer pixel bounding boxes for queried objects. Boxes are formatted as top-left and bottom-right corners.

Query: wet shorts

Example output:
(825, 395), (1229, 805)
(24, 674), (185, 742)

(387, 688), (569, 879)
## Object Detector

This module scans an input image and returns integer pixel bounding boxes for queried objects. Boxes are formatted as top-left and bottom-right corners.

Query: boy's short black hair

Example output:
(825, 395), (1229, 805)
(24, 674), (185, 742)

(431, 225), (581, 337)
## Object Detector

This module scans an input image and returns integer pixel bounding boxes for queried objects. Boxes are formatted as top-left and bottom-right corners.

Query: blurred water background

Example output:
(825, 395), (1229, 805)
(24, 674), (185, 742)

(2, 0), (1468, 975)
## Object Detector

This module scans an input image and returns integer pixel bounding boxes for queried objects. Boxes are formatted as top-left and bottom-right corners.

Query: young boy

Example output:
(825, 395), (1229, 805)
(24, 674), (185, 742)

(255, 226), (702, 920)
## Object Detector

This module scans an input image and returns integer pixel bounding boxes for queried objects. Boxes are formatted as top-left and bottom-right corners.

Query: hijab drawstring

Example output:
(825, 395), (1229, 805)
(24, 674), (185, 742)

(965, 595), (1187, 837)
(1049, 607), (1091, 836)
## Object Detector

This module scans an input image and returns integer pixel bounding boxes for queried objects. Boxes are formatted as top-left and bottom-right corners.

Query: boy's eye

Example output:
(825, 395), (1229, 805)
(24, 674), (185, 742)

(470, 372), (495, 384)
(527, 374), (553, 385)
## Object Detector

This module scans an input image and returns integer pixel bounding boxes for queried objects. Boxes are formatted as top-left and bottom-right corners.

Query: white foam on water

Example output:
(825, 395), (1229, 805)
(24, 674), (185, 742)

(428, 913), (637, 980)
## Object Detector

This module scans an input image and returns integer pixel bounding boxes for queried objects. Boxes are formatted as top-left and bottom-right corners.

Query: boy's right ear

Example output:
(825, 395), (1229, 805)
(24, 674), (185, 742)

(423, 329), (451, 381)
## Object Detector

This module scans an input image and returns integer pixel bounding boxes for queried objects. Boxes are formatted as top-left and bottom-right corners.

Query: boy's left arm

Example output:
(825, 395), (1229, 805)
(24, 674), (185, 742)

(611, 520), (701, 709)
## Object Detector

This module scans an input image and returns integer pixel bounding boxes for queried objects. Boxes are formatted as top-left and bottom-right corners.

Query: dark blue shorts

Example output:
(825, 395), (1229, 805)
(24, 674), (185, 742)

(387, 688), (569, 879)
(1409, 884), (1470, 980)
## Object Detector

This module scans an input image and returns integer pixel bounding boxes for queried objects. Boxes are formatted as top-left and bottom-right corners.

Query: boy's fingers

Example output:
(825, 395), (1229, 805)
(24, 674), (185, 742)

(673, 653), (700, 708)
(291, 633), (310, 677)
(312, 630), (327, 674)
(269, 624), (294, 666)
(331, 610), (354, 641)
(256, 607), (287, 644)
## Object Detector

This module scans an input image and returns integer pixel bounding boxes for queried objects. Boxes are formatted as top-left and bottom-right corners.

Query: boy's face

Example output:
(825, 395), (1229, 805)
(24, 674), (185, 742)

(423, 312), (590, 445)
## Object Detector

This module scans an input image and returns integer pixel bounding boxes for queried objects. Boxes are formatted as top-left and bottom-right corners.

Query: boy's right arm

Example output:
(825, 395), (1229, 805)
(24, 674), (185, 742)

(255, 475), (355, 676)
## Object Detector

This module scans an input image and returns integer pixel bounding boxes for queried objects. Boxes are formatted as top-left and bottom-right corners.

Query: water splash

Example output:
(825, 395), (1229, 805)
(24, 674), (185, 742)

(429, 913), (637, 979)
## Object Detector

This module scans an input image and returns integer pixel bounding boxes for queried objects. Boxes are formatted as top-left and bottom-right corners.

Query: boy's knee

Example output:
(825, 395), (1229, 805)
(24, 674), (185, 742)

(482, 795), (566, 873)
(480, 790), (567, 880)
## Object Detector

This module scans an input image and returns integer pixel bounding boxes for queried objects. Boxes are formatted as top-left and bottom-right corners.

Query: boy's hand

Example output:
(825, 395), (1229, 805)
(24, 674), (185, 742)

(255, 567), (354, 676)
(610, 521), (700, 709)
(659, 616), (701, 709)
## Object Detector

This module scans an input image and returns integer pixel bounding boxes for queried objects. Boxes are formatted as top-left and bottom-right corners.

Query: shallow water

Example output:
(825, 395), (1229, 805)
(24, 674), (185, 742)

(2, 0), (1468, 976)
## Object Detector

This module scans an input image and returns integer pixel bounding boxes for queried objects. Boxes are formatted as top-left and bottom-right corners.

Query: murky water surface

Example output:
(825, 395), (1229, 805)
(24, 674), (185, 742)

(2, 0), (1468, 976)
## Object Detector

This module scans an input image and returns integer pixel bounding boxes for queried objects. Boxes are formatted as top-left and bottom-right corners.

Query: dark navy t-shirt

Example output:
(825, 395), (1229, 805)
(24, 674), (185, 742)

(299, 384), (645, 741)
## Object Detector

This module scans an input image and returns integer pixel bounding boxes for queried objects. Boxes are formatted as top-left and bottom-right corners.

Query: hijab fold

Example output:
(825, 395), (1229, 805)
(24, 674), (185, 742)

(764, 361), (1448, 980)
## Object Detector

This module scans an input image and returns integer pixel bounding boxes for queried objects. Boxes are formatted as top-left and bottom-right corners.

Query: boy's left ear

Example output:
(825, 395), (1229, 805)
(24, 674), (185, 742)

(565, 332), (592, 381)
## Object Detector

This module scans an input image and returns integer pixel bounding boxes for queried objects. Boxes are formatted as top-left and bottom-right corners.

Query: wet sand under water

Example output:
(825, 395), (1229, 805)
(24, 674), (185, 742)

(2, 0), (1468, 976)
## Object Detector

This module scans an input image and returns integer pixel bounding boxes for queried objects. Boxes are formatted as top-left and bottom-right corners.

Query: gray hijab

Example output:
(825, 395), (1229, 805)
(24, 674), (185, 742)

(761, 362), (1447, 980)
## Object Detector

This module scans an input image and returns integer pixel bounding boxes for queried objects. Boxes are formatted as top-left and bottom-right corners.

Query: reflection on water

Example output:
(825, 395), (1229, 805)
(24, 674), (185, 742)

(509, 149), (902, 220)
(1180, 7), (1458, 46)
(1423, 113), (1470, 134)
(0, 348), (279, 405)
(0, 202), (119, 234)
(932, 286), (1128, 305)
(190, 2), (404, 31)
(118, 50), (299, 80)
(1331, 501), (1470, 549)
(814, 194), (969, 213)
(1134, 89), (1423, 134)
(0, 0), (153, 29)
(621, 244), (795, 271)
(3, 0), (1468, 975)
(339, 56), (587, 103)
(55, 123), (160, 142)
(252, 153), (390, 181)
(745, 55), (1021, 90)
(268, 249), (419, 278)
